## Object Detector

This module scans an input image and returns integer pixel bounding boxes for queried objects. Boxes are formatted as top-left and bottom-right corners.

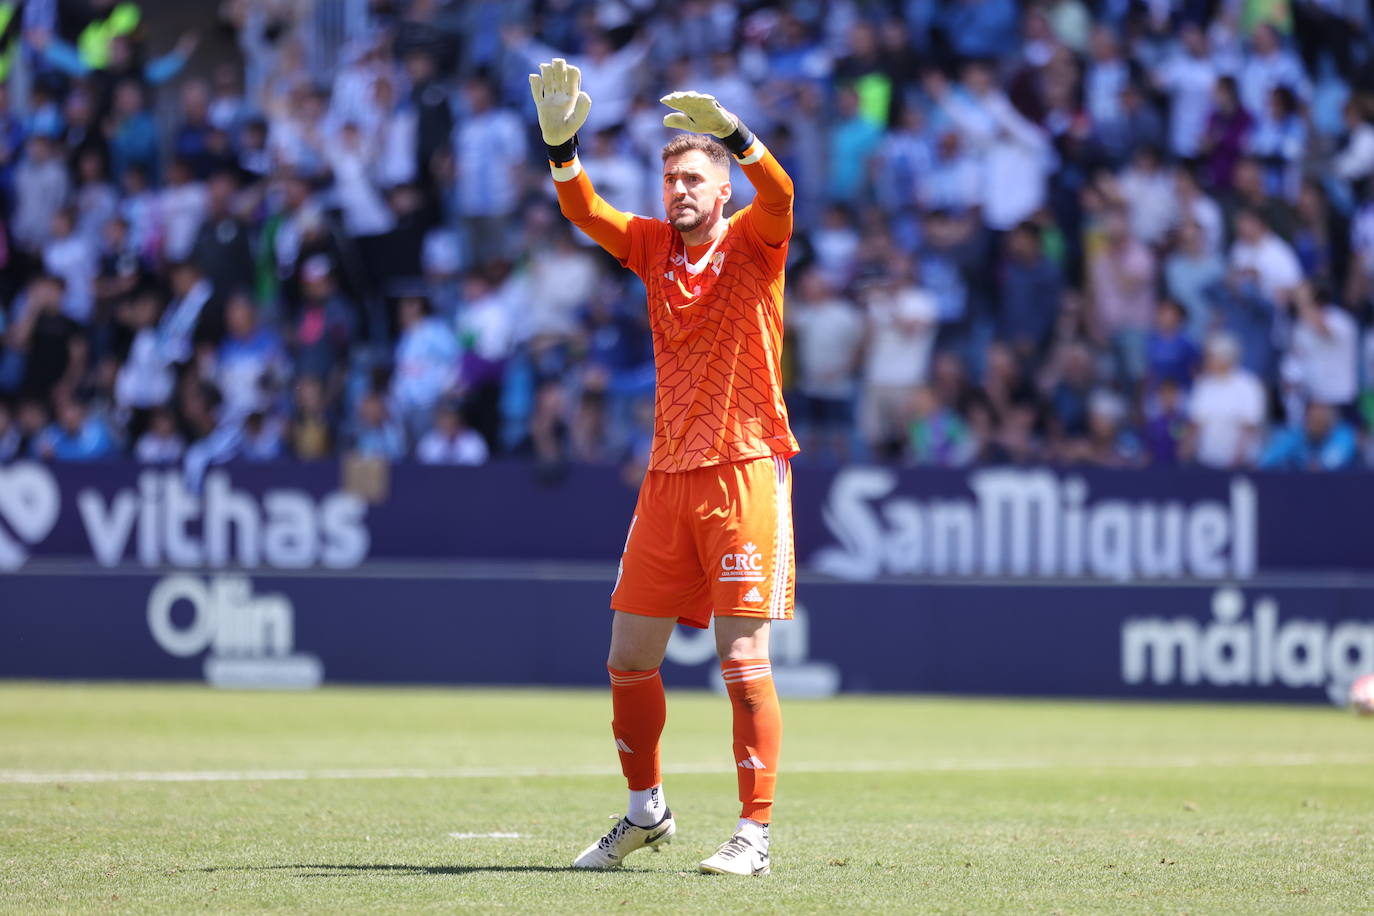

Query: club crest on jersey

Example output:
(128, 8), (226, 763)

(720, 542), (766, 582)
(710, 252), (726, 275)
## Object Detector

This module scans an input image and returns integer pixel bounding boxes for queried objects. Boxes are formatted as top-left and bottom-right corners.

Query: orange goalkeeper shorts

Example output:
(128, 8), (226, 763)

(611, 454), (795, 629)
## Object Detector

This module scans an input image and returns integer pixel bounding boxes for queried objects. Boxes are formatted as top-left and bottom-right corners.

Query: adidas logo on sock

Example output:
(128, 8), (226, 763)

(737, 755), (767, 770)
(742, 586), (763, 603)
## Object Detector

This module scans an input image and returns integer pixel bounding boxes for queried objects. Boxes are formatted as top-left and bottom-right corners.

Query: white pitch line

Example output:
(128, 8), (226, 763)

(1, 753), (1372, 786)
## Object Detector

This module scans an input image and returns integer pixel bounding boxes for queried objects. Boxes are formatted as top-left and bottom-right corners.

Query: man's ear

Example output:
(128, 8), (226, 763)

(719, 178), (732, 207)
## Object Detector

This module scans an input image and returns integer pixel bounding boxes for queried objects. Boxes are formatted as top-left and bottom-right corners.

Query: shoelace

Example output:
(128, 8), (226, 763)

(597, 818), (630, 850)
(713, 835), (753, 861)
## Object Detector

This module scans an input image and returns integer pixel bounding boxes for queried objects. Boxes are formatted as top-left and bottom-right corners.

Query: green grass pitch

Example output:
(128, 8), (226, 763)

(3, 682), (1373, 914)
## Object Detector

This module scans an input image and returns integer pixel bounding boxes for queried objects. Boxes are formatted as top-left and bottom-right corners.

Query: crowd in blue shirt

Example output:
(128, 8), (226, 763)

(1, 0), (1373, 474)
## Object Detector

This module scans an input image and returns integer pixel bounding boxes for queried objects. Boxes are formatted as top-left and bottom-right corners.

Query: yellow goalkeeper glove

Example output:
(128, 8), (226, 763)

(529, 57), (591, 159)
(660, 90), (755, 156)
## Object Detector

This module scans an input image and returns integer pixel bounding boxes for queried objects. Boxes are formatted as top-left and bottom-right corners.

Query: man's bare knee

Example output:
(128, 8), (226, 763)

(607, 610), (676, 671)
(715, 616), (770, 661)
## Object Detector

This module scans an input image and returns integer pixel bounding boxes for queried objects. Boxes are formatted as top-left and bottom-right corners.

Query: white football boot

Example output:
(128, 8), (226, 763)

(572, 811), (676, 869)
(698, 821), (770, 876)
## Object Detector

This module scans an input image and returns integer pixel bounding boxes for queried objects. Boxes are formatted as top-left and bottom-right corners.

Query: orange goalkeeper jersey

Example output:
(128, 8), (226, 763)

(552, 140), (799, 473)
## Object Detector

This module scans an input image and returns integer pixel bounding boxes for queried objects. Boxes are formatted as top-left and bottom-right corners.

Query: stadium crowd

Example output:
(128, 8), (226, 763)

(2, 0), (1374, 475)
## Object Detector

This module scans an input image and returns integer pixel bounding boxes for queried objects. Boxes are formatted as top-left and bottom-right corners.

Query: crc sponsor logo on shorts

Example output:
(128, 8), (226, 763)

(148, 574), (323, 688)
(1121, 588), (1374, 705)
(720, 542), (766, 582)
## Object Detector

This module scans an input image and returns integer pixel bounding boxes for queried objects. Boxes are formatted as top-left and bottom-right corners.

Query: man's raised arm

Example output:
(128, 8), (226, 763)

(529, 58), (633, 262)
(660, 91), (793, 247)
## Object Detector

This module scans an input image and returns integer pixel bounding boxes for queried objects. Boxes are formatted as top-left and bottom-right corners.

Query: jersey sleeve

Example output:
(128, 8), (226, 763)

(732, 138), (793, 250)
(550, 156), (632, 261)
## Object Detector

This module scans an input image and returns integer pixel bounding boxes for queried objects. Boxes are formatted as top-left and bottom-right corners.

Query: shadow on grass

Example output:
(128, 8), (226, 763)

(197, 864), (596, 878)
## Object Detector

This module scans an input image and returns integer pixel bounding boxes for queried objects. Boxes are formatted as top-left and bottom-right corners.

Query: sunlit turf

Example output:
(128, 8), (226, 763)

(2, 683), (1372, 913)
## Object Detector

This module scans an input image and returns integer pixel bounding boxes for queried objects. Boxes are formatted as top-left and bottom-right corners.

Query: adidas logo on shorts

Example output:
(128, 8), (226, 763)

(742, 586), (764, 604)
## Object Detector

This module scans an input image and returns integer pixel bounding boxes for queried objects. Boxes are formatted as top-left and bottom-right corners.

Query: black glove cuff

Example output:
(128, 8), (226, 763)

(720, 121), (755, 157)
(545, 135), (578, 163)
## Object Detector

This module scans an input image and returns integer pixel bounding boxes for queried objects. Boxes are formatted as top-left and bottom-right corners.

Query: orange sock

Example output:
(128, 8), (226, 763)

(721, 657), (782, 823)
(608, 665), (665, 791)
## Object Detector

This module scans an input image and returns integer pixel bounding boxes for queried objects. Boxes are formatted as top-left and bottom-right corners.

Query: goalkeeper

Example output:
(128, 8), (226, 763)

(530, 59), (798, 877)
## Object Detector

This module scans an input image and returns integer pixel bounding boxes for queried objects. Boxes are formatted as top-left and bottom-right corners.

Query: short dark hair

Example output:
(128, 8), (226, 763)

(661, 133), (730, 172)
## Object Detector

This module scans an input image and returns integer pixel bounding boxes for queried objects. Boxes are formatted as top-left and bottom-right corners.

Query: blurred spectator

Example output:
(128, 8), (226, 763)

(7, 274), (83, 399)
(526, 226), (599, 342)
(1210, 266), (1280, 381)
(73, 149), (118, 248)
(1088, 208), (1155, 383)
(1186, 334), (1266, 469)
(1292, 181), (1345, 287)
(160, 261), (214, 365)
(1165, 218), (1225, 340)
(581, 127), (647, 217)
(919, 130), (982, 214)
(348, 389), (405, 460)
(417, 399), (488, 465)
(905, 384), (970, 467)
(874, 105), (931, 215)
(192, 172), (254, 297)
(113, 287), (174, 417)
(31, 396), (115, 461)
(999, 221), (1061, 360)
(288, 375), (333, 461)
(160, 158), (208, 264)
(456, 267), (515, 450)
(1094, 81), (1164, 169)
(453, 75), (525, 264)
(390, 294), (458, 437)
(928, 61), (1053, 231)
(1144, 299), (1200, 390)
(1142, 378), (1188, 466)
(1229, 157), (1296, 240)
(1333, 99), (1374, 184)
(108, 80), (160, 184)
(134, 407), (184, 464)
(1238, 25), (1310, 121)
(42, 208), (96, 323)
(1119, 146), (1175, 246)
(1260, 402), (1358, 470)
(214, 292), (287, 422)
(11, 134), (69, 254)
(1282, 283), (1358, 412)
(1079, 388), (1141, 467)
(1230, 209), (1302, 304)
(292, 255), (356, 381)
(811, 204), (861, 291)
(1173, 169), (1224, 258)
(1045, 340), (1097, 457)
(788, 267), (864, 461)
(1202, 76), (1252, 192)
(1084, 25), (1127, 135)
(239, 411), (285, 461)
(861, 256), (937, 458)
(826, 85), (884, 204)
(1154, 23), (1217, 161)
(1249, 87), (1305, 201)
